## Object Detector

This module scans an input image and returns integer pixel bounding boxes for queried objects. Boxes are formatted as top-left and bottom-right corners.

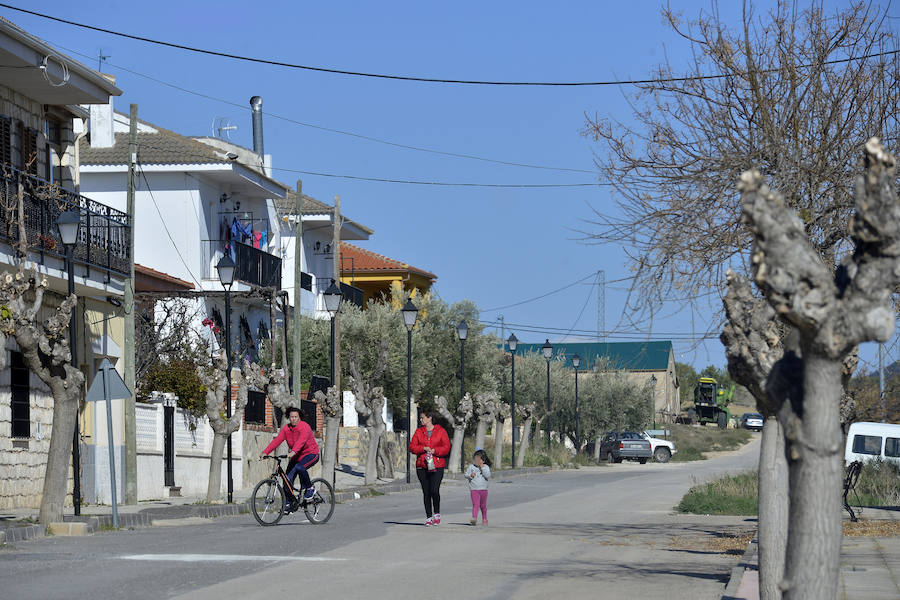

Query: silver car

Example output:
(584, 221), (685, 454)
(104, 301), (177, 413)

(740, 412), (764, 431)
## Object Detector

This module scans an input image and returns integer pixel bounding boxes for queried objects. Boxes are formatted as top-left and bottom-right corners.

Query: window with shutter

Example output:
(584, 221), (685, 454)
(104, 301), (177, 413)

(23, 127), (39, 175)
(0, 116), (11, 166)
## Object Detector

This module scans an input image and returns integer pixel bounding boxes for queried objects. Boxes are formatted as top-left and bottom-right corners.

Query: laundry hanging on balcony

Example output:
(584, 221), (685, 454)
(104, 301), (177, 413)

(231, 217), (252, 243)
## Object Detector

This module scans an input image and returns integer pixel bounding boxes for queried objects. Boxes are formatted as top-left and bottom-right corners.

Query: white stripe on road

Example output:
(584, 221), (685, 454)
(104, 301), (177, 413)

(119, 554), (345, 563)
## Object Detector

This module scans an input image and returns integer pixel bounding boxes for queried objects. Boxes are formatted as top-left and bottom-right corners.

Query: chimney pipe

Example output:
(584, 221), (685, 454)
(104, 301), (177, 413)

(250, 96), (264, 158)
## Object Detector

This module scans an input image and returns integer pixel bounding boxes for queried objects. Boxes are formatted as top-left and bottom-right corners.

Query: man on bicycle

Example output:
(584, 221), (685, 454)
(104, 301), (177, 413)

(262, 407), (319, 509)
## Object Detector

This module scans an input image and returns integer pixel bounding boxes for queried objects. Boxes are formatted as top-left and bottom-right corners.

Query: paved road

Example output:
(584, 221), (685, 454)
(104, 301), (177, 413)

(1, 436), (760, 600)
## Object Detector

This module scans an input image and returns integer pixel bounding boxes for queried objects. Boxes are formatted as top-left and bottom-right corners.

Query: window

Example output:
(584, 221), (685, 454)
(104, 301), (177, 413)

(44, 117), (62, 184)
(885, 437), (900, 458)
(245, 390), (266, 425)
(852, 434), (882, 455)
(0, 116), (11, 165)
(10, 351), (30, 437)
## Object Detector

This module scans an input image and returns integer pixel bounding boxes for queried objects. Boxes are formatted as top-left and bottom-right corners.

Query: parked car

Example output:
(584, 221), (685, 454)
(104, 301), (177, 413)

(600, 431), (652, 464)
(640, 431), (677, 463)
(740, 412), (764, 431)
(845, 422), (900, 465)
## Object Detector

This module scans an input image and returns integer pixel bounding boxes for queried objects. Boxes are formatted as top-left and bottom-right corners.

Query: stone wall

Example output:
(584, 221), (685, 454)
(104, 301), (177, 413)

(338, 427), (407, 471)
(0, 355), (73, 510)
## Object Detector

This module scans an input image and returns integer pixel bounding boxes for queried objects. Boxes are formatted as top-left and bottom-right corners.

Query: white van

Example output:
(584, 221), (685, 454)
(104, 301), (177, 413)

(844, 422), (900, 465)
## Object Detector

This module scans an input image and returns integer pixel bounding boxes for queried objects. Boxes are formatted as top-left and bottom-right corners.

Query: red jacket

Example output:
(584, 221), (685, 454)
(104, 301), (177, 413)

(408, 424), (451, 469)
(263, 421), (319, 459)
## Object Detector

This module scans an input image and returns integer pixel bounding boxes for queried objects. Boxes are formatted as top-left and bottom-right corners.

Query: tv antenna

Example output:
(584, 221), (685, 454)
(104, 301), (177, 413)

(212, 117), (238, 140)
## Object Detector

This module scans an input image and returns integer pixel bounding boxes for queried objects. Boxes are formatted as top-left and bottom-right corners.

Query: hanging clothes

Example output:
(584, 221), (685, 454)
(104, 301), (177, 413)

(252, 230), (262, 249)
(260, 230), (268, 248)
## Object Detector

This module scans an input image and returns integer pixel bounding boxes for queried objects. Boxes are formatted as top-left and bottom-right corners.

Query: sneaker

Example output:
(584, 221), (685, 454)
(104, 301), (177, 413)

(469, 518), (477, 526)
(482, 519), (488, 526)
(433, 514), (441, 525)
(285, 499), (299, 514)
(303, 487), (316, 501)
(425, 517), (434, 527)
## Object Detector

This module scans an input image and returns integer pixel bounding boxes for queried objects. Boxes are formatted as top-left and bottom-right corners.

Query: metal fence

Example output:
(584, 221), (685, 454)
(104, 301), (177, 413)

(200, 239), (282, 289)
(0, 165), (131, 276)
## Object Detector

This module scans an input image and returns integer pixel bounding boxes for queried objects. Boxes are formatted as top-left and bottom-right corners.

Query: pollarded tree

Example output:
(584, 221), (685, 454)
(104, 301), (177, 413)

(472, 391), (499, 451)
(314, 385), (342, 484)
(736, 139), (900, 599)
(197, 350), (249, 502)
(435, 393), (473, 474)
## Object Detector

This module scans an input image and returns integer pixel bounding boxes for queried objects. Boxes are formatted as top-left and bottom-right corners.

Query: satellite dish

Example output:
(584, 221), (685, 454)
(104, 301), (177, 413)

(212, 117), (238, 140)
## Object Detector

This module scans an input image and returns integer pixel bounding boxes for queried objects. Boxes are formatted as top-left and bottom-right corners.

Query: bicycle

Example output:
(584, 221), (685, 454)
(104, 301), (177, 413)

(251, 455), (335, 526)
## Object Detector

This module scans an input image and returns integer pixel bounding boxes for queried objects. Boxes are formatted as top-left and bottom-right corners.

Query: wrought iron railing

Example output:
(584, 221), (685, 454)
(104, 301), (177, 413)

(201, 239), (282, 289)
(0, 165), (131, 276)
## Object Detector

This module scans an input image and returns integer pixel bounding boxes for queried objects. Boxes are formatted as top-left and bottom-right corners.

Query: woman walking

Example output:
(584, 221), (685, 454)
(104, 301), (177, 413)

(409, 409), (451, 526)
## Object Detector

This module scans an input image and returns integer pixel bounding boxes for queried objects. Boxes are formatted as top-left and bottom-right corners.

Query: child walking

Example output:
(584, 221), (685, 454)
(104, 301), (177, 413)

(465, 449), (492, 526)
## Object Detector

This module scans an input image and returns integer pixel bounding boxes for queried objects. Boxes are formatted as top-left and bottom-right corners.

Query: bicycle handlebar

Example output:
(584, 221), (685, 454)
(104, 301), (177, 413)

(261, 454), (290, 460)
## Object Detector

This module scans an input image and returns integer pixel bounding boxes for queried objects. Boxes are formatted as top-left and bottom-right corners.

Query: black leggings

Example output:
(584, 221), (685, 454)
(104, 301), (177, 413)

(416, 467), (444, 517)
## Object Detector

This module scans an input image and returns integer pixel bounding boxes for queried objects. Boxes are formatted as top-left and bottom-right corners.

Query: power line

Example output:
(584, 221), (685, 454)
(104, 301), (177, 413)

(481, 272), (635, 313)
(7, 3), (899, 86)
(133, 141), (601, 188)
(53, 44), (595, 175)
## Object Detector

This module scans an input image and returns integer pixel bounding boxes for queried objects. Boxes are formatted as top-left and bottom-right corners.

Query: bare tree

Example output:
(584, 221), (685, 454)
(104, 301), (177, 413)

(0, 175), (84, 525)
(314, 385), (343, 484)
(515, 402), (537, 468)
(348, 339), (390, 485)
(197, 351), (249, 502)
(134, 296), (205, 385)
(583, 2), (899, 329)
(737, 139), (900, 599)
(472, 391), (499, 451)
(435, 393), (473, 474)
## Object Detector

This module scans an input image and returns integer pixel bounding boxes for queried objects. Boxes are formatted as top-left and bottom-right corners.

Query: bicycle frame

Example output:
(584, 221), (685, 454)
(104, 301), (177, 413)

(267, 455), (299, 503)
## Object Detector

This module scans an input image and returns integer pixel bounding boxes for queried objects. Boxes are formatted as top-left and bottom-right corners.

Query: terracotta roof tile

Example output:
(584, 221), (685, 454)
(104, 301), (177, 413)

(340, 243), (436, 280)
(80, 131), (226, 166)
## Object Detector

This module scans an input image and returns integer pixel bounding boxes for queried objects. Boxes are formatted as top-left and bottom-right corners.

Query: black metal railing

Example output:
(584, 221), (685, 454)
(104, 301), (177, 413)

(201, 239), (282, 289)
(0, 165), (131, 276)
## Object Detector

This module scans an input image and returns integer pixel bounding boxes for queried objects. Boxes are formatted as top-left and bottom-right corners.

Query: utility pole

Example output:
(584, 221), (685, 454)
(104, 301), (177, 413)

(499, 315), (505, 340)
(597, 270), (605, 342)
(332, 195), (341, 395)
(123, 104), (138, 504)
(879, 342), (886, 423)
(292, 180), (303, 409)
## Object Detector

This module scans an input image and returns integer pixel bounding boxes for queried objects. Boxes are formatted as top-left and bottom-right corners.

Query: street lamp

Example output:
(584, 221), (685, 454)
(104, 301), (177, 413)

(401, 299), (418, 484)
(57, 210), (81, 515)
(216, 254), (235, 503)
(542, 339), (553, 453)
(457, 320), (468, 471)
(572, 353), (580, 454)
(650, 374), (658, 429)
(323, 280), (342, 388)
(507, 333), (518, 468)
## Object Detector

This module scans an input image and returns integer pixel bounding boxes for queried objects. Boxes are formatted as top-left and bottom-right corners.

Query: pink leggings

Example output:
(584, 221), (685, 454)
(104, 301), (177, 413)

(470, 489), (488, 519)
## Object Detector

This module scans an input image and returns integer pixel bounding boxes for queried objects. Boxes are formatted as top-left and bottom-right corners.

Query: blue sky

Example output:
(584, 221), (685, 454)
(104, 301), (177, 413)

(9, 1), (897, 373)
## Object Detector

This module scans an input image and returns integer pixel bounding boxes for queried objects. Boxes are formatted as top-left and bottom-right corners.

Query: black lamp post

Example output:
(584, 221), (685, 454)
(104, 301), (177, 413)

(57, 210), (81, 515)
(216, 254), (235, 503)
(507, 333), (518, 468)
(542, 339), (553, 453)
(650, 374), (658, 429)
(572, 353), (580, 454)
(401, 299), (418, 484)
(457, 320), (468, 470)
(323, 280), (343, 388)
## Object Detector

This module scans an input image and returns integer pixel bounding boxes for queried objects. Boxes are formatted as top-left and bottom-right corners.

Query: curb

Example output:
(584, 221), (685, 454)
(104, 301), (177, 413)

(0, 466), (552, 544)
(722, 535), (758, 600)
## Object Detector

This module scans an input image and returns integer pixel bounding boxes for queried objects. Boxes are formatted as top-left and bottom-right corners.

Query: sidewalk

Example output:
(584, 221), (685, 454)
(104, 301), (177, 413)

(723, 508), (900, 599)
(0, 464), (550, 543)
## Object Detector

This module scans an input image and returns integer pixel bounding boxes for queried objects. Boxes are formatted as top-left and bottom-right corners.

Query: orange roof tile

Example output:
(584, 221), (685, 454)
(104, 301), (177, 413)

(339, 243), (436, 281)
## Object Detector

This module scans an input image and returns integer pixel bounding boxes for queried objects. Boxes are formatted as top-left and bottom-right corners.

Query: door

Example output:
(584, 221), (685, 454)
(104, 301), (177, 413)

(163, 404), (175, 487)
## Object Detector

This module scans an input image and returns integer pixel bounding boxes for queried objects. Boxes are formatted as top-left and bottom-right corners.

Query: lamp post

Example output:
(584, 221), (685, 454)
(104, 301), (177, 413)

(216, 254), (235, 503)
(572, 353), (580, 454)
(457, 320), (468, 471)
(323, 280), (343, 388)
(57, 210), (81, 515)
(542, 339), (553, 453)
(401, 299), (418, 484)
(507, 333), (518, 468)
(650, 374), (658, 429)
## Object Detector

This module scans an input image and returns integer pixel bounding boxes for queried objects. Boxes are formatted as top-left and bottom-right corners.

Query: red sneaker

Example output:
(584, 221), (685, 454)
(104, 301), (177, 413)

(433, 514), (441, 525)
(424, 517), (434, 527)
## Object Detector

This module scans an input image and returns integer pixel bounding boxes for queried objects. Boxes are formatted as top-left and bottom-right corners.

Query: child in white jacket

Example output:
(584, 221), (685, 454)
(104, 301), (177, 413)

(465, 449), (492, 526)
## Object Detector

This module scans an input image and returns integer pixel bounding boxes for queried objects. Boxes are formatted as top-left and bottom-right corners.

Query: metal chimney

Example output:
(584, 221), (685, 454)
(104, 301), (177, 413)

(250, 96), (264, 158)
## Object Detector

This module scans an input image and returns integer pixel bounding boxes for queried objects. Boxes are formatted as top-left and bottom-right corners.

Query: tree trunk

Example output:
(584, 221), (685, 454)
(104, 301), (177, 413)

(758, 417), (789, 600)
(364, 422), (385, 485)
(593, 434), (602, 461)
(376, 432), (394, 479)
(448, 425), (465, 474)
(206, 432), (226, 502)
(474, 419), (488, 451)
(493, 417), (504, 468)
(38, 385), (78, 524)
(516, 416), (534, 468)
(782, 356), (843, 599)
(321, 414), (341, 483)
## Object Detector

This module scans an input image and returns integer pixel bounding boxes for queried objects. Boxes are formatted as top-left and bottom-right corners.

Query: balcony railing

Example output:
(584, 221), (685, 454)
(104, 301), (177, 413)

(0, 165), (131, 276)
(201, 240), (282, 289)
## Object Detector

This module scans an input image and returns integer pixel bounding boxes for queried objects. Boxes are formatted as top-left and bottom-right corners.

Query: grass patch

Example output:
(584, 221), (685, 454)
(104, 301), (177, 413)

(677, 471), (758, 515)
(668, 423), (751, 462)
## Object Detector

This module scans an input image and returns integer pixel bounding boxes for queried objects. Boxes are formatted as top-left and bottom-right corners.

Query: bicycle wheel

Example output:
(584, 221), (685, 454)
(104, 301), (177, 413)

(303, 477), (335, 524)
(251, 478), (285, 526)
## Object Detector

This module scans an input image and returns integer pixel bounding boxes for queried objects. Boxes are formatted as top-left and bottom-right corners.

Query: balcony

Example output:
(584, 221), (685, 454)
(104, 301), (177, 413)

(201, 240), (282, 289)
(0, 165), (131, 276)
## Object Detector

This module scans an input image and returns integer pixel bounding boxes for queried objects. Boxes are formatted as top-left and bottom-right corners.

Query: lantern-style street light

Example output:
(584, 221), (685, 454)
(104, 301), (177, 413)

(401, 299), (418, 484)
(216, 254), (235, 503)
(457, 320), (468, 470)
(507, 333), (518, 467)
(323, 280), (343, 388)
(542, 339), (553, 453)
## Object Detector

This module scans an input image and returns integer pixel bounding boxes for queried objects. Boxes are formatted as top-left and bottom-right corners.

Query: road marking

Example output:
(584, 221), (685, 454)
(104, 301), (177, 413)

(119, 554), (345, 563)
